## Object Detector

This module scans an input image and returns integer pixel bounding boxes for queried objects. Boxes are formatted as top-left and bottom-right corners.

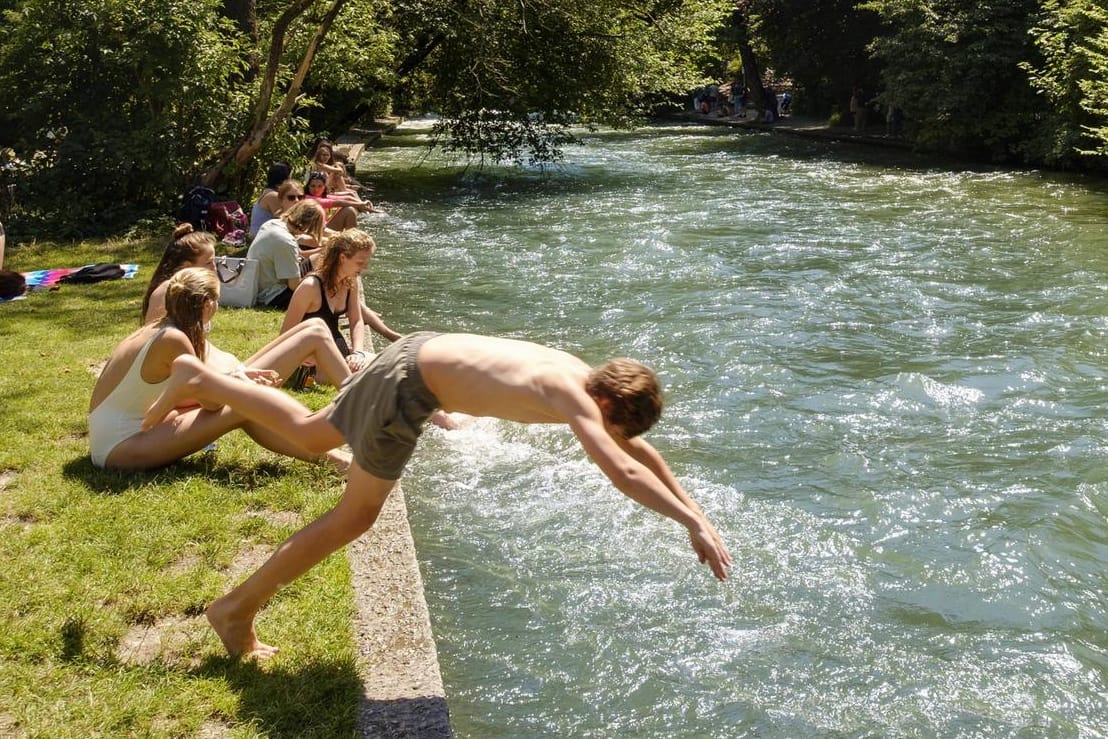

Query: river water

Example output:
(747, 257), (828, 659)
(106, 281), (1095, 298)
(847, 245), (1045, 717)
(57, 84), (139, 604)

(358, 121), (1108, 737)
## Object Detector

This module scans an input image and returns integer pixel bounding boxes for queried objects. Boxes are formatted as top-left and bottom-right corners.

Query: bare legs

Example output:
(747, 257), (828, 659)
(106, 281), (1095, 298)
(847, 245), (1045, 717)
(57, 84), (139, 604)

(105, 402), (346, 471)
(326, 206), (359, 232)
(247, 318), (350, 387)
(143, 355), (345, 453)
(206, 461), (396, 657)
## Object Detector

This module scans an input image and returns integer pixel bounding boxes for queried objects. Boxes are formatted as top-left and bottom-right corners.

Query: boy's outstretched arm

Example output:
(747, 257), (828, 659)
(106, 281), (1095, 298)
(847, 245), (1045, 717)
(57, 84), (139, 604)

(617, 435), (730, 561)
(565, 410), (731, 580)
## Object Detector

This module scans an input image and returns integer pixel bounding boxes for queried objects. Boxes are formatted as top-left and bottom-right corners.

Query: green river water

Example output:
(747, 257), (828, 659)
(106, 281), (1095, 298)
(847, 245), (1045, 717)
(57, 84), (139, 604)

(357, 120), (1108, 737)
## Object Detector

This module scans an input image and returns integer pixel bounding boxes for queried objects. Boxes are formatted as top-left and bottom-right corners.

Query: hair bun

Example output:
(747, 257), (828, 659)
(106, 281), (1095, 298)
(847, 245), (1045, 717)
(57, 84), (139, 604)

(173, 223), (195, 238)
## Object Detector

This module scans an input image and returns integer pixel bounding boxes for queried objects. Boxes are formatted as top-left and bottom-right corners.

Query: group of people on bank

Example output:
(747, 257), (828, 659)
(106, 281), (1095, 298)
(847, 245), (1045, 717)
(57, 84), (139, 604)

(692, 81), (792, 122)
(85, 137), (732, 660)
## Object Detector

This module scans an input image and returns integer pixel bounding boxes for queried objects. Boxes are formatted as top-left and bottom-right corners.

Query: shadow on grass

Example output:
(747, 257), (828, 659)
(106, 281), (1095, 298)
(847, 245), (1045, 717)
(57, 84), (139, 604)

(194, 655), (366, 737)
(61, 453), (290, 495)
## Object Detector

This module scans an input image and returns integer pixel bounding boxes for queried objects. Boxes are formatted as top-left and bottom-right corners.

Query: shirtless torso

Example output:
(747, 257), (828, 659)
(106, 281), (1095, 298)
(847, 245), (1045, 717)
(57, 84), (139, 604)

(419, 334), (589, 425)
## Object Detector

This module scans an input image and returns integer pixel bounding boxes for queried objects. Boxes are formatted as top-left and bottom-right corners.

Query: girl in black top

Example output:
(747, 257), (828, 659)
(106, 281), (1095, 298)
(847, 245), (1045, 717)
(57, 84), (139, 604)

(281, 228), (398, 374)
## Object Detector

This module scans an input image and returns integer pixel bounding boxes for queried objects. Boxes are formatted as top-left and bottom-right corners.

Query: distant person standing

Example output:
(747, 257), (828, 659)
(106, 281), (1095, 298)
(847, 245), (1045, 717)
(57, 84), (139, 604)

(0, 218), (5, 269)
(850, 87), (868, 131)
(886, 105), (903, 136)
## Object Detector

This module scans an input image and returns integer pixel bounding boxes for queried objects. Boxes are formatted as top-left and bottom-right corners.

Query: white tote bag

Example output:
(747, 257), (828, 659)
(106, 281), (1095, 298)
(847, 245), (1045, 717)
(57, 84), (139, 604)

(215, 256), (259, 308)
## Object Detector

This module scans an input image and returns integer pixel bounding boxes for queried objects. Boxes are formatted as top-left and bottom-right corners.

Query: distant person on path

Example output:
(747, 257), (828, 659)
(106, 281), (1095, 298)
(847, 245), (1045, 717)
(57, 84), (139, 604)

(142, 332), (733, 658)
(886, 105), (903, 136)
(850, 87), (868, 131)
(0, 218), (6, 269)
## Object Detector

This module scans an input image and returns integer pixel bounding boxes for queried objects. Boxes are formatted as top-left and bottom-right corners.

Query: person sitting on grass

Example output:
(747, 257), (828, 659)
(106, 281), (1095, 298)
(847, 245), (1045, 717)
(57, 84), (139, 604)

(303, 171), (378, 233)
(275, 228), (455, 425)
(141, 332), (733, 658)
(143, 223), (352, 388)
(247, 199), (327, 310)
(249, 161), (293, 238)
(280, 229), (402, 373)
(90, 268), (350, 472)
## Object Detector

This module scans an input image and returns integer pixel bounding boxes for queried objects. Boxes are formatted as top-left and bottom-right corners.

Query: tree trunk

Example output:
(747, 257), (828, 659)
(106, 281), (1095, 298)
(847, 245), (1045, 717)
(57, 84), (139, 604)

(737, 39), (769, 113)
(728, 5), (769, 113)
(201, 0), (350, 188)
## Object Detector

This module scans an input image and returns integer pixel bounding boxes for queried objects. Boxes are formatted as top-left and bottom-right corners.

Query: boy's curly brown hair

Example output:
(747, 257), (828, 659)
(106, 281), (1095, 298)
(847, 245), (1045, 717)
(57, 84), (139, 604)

(585, 358), (663, 437)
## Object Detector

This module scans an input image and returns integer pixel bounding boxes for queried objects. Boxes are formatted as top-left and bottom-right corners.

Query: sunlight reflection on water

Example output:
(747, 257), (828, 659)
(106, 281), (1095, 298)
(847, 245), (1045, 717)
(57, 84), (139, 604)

(360, 122), (1108, 737)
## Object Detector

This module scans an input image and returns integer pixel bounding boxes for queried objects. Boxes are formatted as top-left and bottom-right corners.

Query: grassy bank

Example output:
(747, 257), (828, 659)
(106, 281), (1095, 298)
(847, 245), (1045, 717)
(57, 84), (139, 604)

(0, 236), (362, 736)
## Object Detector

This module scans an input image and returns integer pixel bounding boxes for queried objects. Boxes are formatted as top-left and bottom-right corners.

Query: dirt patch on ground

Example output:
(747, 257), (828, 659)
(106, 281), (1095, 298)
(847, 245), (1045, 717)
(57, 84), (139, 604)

(244, 508), (302, 529)
(115, 614), (208, 667)
(349, 485), (452, 737)
(223, 544), (272, 582)
(0, 712), (23, 737)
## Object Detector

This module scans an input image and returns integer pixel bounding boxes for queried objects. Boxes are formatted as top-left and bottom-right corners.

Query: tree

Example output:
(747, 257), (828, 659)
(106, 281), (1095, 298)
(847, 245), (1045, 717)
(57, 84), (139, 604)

(862, 0), (1041, 162)
(0, 0), (246, 234)
(199, 0), (351, 187)
(1025, 0), (1108, 167)
(0, 0), (734, 234)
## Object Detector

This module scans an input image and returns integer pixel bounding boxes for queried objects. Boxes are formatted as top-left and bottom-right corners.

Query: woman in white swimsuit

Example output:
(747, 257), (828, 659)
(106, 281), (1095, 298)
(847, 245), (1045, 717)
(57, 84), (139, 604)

(89, 268), (349, 471)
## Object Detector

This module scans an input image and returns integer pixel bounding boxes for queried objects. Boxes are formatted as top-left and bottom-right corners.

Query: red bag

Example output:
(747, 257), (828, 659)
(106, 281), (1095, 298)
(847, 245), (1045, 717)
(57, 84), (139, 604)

(208, 201), (247, 239)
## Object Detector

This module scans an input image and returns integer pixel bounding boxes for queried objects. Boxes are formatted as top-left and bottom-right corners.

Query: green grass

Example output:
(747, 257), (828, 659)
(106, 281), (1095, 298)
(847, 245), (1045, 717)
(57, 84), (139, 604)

(0, 236), (361, 737)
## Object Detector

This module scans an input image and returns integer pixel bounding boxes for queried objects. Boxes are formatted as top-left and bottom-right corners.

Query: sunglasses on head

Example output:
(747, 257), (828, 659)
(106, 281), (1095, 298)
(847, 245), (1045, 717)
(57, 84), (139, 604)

(285, 194), (303, 201)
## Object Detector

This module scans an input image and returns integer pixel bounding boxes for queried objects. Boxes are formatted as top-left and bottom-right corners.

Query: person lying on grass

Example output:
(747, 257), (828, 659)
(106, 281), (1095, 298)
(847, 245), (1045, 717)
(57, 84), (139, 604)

(141, 331), (732, 658)
(143, 223), (352, 389)
(89, 267), (350, 472)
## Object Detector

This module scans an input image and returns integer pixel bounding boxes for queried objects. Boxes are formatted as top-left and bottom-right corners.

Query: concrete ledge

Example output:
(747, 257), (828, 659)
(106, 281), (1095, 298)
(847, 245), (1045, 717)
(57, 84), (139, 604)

(349, 485), (452, 738)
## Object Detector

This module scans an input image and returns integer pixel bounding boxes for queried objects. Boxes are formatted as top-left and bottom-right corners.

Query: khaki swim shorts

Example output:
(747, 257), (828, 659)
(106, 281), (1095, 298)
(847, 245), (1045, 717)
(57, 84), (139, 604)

(329, 332), (441, 480)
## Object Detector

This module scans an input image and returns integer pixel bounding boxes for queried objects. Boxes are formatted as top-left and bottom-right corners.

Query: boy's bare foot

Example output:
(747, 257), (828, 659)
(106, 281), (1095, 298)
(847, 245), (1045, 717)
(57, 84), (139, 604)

(142, 356), (205, 431)
(206, 597), (278, 660)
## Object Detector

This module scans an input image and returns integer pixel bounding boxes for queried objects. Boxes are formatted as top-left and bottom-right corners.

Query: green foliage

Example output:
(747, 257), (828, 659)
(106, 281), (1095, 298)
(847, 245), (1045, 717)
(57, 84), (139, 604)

(396, 0), (733, 161)
(0, 0), (250, 236)
(431, 111), (580, 166)
(863, 0), (1041, 163)
(1022, 0), (1108, 167)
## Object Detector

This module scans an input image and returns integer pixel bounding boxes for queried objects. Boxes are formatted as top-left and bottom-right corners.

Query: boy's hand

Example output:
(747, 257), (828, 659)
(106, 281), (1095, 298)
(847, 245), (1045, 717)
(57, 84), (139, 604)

(689, 527), (731, 581)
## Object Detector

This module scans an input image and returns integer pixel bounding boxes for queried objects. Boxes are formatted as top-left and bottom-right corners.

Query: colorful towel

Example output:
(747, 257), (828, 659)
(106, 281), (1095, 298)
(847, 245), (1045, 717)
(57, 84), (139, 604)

(23, 263), (139, 289)
(1, 263), (140, 303)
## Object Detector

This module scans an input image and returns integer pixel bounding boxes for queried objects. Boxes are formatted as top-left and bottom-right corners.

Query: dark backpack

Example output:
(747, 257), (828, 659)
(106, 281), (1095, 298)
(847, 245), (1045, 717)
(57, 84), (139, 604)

(179, 186), (217, 230)
(59, 263), (126, 284)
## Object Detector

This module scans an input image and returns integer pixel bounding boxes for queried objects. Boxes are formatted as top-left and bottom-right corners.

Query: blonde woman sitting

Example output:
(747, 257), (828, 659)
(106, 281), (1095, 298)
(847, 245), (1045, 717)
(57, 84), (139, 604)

(90, 268), (350, 471)
(280, 229), (404, 374)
